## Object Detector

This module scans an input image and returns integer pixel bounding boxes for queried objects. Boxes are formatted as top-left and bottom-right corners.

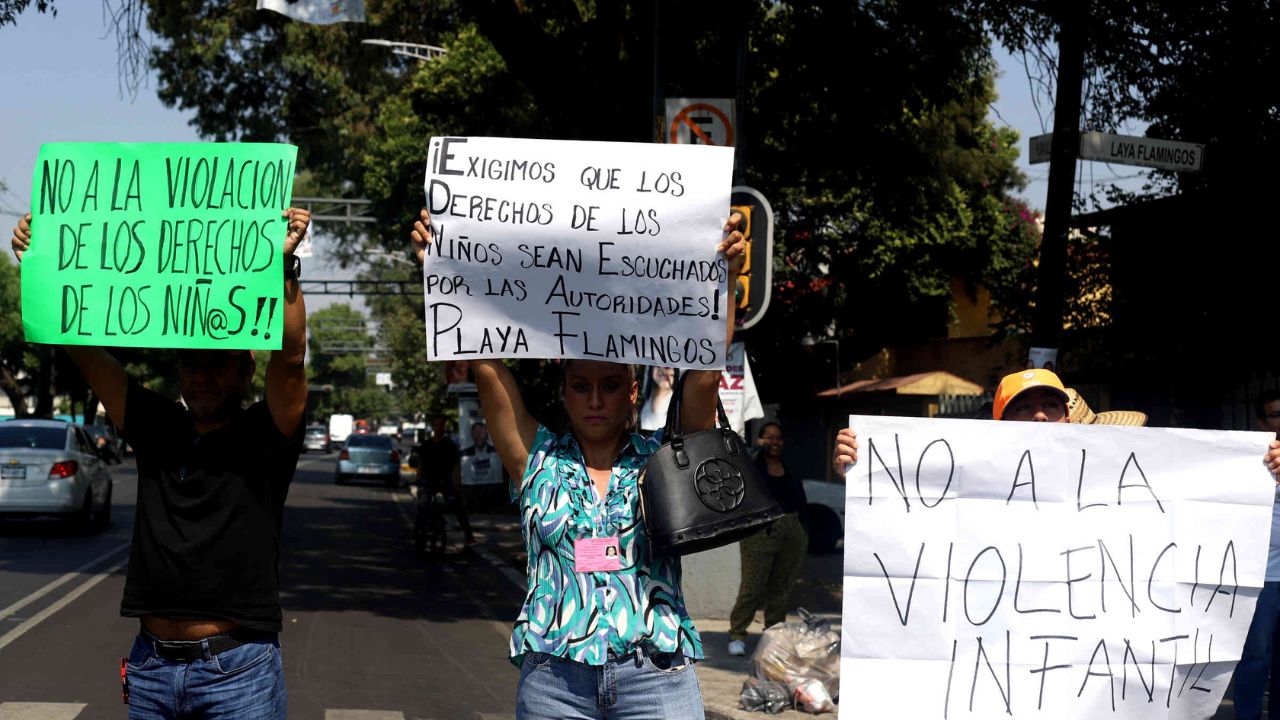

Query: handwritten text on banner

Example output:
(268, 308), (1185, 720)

(422, 136), (734, 370)
(21, 142), (297, 350)
(839, 416), (1274, 719)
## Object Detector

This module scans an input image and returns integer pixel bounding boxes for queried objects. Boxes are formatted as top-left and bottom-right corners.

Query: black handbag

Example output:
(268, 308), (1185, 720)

(638, 370), (784, 556)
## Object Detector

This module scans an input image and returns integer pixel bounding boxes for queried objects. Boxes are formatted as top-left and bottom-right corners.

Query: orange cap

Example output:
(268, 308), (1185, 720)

(992, 369), (1069, 420)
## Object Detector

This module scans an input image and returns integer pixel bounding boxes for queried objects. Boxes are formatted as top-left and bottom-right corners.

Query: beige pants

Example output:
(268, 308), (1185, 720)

(728, 512), (808, 640)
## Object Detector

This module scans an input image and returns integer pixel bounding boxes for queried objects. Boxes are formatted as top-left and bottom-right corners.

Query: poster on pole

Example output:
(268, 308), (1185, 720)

(20, 142), (297, 350)
(422, 136), (735, 370)
(840, 415), (1275, 719)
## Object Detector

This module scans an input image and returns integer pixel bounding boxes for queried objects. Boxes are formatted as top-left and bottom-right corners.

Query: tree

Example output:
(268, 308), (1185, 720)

(983, 1), (1280, 422)
(0, 255), (31, 415)
(0, 0), (54, 26)
(307, 303), (397, 420)
(145, 0), (1034, 399)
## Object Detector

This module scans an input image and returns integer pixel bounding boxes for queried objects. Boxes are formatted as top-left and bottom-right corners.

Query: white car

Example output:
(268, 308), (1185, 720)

(376, 424), (400, 439)
(0, 419), (113, 531)
(801, 479), (846, 555)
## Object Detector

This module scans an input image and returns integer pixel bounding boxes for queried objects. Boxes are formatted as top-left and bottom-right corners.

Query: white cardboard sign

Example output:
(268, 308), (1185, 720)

(422, 137), (735, 369)
(840, 415), (1275, 719)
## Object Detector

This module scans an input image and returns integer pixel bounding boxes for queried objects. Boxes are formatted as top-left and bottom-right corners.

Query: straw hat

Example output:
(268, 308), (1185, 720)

(1065, 388), (1147, 426)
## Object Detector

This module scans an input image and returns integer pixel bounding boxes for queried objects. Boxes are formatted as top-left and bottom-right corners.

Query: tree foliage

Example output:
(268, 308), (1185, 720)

(984, 1), (1280, 416)
(0, 0), (55, 27)
(145, 0), (1036, 408)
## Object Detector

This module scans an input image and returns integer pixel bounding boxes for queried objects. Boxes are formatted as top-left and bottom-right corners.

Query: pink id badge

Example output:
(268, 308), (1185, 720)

(574, 537), (622, 572)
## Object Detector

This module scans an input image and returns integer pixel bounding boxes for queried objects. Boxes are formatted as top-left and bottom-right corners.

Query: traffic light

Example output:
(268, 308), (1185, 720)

(729, 187), (773, 329)
(730, 204), (753, 311)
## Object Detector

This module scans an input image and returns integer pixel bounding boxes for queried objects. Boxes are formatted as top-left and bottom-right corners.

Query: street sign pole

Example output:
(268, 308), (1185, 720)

(1030, 2), (1086, 369)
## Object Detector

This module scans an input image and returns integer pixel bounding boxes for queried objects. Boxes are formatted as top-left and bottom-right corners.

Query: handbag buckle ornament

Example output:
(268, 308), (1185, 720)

(694, 457), (747, 512)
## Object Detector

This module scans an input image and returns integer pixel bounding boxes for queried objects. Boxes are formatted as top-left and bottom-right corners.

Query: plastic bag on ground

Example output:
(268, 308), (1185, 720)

(739, 677), (791, 714)
(749, 608), (840, 713)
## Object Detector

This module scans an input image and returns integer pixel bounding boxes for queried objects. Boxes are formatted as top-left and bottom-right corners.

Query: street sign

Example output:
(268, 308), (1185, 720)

(1029, 133), (1053, 164)
(665, 98), (735, 146)
(1028, 131), (1204, 172)
(375, 372), (393, 386)
(730, 186), (773, 330)
(1080, 131), (1203, 172)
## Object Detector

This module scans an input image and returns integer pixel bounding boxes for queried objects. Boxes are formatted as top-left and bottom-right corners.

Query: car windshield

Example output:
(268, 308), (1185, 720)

(0, 426), (66, 449)
(346, 435), (393, 449)
(83, 426), (111, 438)
(305, 426), (326, 436)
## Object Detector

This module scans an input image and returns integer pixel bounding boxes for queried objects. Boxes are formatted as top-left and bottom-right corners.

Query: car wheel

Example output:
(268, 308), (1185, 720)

(804, 504), (842, 555)
(92, 483), (113, 532)
(334, 473), (346, 485)
(72, 490), (94, 534)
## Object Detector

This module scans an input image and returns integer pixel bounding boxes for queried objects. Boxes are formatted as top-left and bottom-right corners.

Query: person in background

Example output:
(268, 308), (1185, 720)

(1234, 388), (1280, 720)
(412, 414), (475, 546)
(727, 421), (808, 656)
(639, 365), (676, 432)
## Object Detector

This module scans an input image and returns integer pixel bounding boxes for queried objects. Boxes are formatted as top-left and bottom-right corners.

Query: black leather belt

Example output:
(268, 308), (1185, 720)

(145, 630), (271, 662)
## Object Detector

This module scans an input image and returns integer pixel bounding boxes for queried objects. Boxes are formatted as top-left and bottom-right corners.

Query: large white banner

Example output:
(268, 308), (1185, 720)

(422, 137), (735, 370)
(840, 415), (1275, 719)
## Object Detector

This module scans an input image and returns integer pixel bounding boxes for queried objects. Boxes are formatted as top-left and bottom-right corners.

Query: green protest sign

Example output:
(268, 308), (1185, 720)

(20, 142), (298, 349)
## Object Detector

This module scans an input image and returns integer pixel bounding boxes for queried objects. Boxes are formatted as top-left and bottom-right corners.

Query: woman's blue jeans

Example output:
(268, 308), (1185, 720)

(516, 650), (704, 720)
(124, 632), (287, 719)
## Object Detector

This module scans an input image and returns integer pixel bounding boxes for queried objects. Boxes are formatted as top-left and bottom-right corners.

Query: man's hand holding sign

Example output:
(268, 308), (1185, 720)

(834, 369), (1280, 719)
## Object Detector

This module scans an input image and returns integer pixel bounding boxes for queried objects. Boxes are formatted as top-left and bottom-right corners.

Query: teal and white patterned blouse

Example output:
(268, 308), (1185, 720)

(508, 424), (704, 667)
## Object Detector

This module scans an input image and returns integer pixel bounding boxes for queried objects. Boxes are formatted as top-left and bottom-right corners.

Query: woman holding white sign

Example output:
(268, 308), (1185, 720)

(412, 208), (745, 720)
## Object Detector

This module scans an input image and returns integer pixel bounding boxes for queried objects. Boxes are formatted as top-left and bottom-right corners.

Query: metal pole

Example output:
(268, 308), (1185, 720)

(1029, 1), (1086, 364)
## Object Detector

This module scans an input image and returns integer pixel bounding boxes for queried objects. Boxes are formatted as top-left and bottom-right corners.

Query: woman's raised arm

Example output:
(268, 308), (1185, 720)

(680, 212), (745, 432)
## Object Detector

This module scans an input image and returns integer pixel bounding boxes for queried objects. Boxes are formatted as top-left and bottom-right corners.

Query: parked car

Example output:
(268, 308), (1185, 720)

(303, 425), (331, 453)
(376, 424), (400, 439)
(82, 423), (123, 463)
(0, 419), (113, 531)
(335, 434), (401, 488)
(801, 479), (846, 555)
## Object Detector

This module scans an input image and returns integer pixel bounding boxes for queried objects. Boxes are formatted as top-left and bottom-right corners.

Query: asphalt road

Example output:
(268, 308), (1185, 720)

(0, 451), (522, 719)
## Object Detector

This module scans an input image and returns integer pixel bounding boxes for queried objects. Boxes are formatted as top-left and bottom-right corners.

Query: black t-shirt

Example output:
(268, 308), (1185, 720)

(758, 456), (807, 515)
(119, 380), (301, 632)
(415, 437), (459, 485)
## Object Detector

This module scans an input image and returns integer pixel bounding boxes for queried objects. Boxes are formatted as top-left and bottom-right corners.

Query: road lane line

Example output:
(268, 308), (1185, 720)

(0, 703), (87, 720)
(0, 556), (128, 653)
(0, 541), (130, 622)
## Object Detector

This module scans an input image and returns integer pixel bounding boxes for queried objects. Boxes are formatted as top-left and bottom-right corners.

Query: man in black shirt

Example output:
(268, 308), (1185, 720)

(10, 207), (311, 719)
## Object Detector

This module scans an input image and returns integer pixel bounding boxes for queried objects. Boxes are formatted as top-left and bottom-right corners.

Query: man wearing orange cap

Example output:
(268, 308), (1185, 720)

(833, 369), (1280, 478)
(11, 208), (311, 719)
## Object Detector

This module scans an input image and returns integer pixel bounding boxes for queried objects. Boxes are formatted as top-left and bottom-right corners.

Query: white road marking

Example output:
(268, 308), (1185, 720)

(0, 703), (87, 720)
(0, 541), (130, 622)
(324, 711), (406, 720)
(0, 556), (128, 653)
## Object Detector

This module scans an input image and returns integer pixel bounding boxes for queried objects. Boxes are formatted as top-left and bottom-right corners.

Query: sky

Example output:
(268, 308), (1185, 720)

(0, 6), (1156, 298)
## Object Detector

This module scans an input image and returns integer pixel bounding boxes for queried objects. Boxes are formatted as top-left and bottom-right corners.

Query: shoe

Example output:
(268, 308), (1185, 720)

(728, 640), (747, 656)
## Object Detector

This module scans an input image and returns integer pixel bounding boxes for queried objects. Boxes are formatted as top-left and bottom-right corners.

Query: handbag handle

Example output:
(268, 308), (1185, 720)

(665, 368), (737, 438)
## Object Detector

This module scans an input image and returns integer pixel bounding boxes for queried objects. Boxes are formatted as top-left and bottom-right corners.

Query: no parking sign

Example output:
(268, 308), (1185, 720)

(665, 98), (736, 146)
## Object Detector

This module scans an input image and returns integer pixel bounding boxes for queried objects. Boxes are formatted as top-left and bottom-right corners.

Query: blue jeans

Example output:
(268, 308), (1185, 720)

(516, 650), (705, 720)
(125, 632), (287, 719)
(1235, 581), (1280, 719)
